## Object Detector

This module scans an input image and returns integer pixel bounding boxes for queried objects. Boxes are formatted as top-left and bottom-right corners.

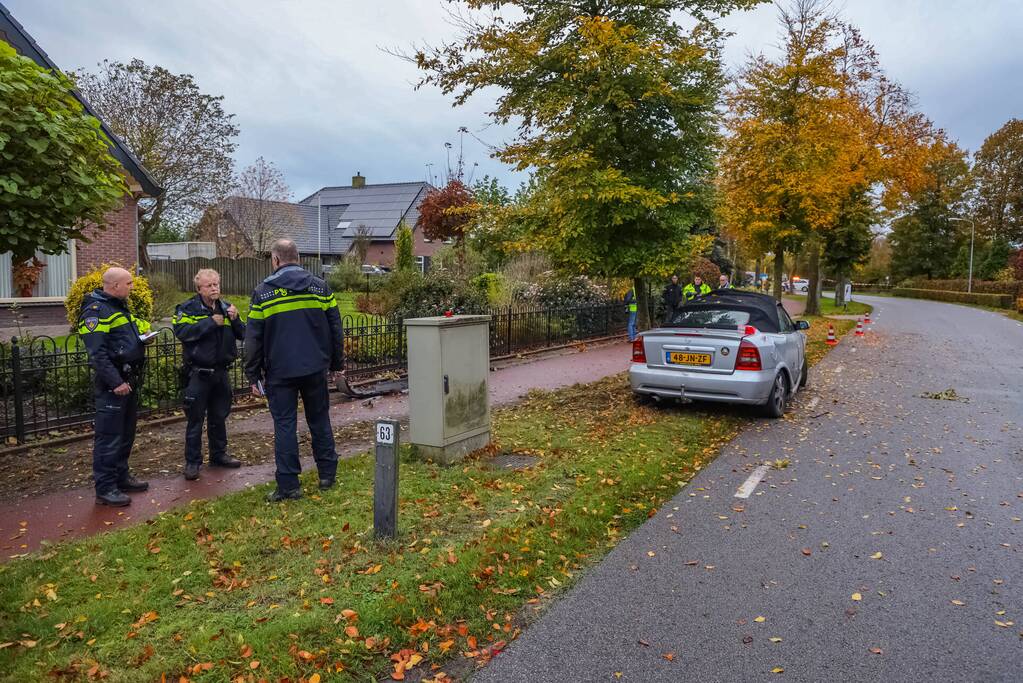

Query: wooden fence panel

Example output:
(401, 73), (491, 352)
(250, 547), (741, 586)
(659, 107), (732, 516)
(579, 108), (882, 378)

(149, 257), (322, 293)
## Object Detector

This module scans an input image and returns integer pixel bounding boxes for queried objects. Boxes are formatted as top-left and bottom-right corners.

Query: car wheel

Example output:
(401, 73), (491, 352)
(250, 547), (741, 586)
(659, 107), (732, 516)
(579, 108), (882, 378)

(798, 357), (808, 388)
(762, 372), (788, 418)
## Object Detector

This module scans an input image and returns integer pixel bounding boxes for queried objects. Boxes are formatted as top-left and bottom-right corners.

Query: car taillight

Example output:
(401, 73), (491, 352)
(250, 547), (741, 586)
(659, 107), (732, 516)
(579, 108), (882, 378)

(735, 339), (762, 371)
(632, 338), (646, 363)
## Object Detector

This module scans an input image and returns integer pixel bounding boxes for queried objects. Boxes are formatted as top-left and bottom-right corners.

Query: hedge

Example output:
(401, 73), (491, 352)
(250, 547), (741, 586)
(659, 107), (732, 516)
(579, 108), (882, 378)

(901, 278), (1022, 296)
(892, 288), (1015, 309)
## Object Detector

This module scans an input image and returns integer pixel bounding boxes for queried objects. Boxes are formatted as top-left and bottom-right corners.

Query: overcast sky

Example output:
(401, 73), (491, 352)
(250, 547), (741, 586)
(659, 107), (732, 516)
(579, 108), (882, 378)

(6, 0), (1021, 200)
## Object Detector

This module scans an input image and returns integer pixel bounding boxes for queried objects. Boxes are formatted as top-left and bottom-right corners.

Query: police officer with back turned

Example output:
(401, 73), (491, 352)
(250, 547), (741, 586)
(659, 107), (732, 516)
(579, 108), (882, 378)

(173, 268), (245, 480)
(245, 239), (344, 502)
(78, 267), (153, 507)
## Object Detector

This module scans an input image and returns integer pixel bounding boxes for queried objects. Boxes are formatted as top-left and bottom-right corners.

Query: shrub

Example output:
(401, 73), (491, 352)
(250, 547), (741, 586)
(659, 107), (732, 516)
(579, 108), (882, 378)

(327, 255), (386, 293)
(891, 288), (1014, 308)
(374, 270), (425, 315)
(65, 263), (153, 329)
(148, 272), (182, 320)
(901, 278), (1021, 296)
(471, 272), (510, 306)
(393, 270), (489, 318)
(394, 221), (415, 273)
(513, 272), (610, 308)
(686, 256), (722, 284)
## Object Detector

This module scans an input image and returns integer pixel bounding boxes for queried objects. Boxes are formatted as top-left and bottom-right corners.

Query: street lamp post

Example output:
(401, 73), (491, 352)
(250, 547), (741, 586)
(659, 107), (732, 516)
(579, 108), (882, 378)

(950, 217), (976, 293)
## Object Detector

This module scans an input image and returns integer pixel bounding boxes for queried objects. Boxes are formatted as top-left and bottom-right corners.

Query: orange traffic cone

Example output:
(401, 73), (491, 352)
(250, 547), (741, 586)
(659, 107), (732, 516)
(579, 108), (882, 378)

(864, 311), (872, 325)
(855, 318), (864, 336)
(825, 323), (838, 346)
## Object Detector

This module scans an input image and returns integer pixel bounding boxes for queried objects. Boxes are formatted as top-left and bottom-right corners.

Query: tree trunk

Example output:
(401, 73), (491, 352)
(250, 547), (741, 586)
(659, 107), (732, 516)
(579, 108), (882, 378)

(804, 238), (822, 315)
(634, 276), (650, 331)
(834, 271), (847, 307)
(773, 248), (785, 301)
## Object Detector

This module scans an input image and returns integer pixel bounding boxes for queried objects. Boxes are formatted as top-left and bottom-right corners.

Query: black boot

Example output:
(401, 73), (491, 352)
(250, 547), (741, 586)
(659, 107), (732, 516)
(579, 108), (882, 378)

(118, 475), (149, 492)
(210, 454), (241, 468)
(96, 489), (131, 507)
(266, 488), (302, 503)
(318, 477), (336, 491)
(184, 462), (201, 481)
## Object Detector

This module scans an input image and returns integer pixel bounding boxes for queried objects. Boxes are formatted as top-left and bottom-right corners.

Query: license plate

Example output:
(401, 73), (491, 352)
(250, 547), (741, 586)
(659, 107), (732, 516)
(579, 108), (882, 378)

(667, 352), (712, 366)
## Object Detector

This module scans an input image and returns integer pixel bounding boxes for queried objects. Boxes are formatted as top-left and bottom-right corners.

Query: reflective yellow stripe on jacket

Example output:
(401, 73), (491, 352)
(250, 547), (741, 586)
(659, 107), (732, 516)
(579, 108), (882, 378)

(247, 292), (339, 321)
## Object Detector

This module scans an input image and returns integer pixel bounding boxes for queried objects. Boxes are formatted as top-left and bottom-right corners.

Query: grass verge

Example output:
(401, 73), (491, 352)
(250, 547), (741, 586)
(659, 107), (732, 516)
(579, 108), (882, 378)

(786, 294), (872, 316)
(0, 322), (853, 682)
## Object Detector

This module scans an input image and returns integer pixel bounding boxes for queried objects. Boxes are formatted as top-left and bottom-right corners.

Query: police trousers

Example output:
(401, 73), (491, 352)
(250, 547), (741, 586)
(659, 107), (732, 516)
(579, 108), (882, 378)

(92, 385), (138, 495)
(183, 367), (233, 465)
(266, 371), (338, 491)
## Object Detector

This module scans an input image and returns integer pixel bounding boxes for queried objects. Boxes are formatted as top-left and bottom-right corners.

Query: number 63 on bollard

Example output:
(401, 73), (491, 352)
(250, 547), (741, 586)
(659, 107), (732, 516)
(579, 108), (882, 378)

(374, 420), (399, 539)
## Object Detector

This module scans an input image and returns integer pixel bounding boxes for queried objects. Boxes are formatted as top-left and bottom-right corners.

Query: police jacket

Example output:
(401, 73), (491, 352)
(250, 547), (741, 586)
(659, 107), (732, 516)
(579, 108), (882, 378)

(244, 264), (343, 384)
(173, 294), (245, 369)
(683, 282), (712, 300)
(77, 289), (152, 390)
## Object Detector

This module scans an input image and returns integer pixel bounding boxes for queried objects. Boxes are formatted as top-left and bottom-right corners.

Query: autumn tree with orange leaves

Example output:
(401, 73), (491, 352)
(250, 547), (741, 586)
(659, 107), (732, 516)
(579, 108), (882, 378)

(719, 0), (937, 311)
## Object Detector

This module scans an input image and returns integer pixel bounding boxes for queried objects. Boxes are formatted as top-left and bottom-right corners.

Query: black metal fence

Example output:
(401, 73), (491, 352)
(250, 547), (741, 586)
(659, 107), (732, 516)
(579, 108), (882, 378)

(1, 303), (626, 443)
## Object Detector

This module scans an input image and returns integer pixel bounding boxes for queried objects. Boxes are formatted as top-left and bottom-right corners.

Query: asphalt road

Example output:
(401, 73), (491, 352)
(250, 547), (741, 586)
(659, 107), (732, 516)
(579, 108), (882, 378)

(475, 296), (1023, 682)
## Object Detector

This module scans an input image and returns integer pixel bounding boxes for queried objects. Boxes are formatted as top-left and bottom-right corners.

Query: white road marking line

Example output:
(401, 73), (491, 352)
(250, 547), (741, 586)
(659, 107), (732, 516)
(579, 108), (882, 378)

(806, 397), (819, 410)
(735, 464), (771, 499)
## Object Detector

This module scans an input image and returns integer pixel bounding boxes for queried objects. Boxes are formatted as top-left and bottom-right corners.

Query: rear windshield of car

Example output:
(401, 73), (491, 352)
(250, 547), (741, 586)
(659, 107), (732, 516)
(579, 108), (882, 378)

(667, 308), (751, 329)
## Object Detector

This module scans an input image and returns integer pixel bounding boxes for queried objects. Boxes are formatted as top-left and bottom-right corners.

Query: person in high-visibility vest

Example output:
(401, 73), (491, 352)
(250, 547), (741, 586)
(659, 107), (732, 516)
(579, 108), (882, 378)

(682, 275), (712, 302)
(718, 274), (732, 290)
(624, 287), (638, 341)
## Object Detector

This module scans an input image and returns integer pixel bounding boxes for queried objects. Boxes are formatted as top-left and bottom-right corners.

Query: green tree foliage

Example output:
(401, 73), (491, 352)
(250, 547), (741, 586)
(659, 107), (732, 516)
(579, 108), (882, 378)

(973, 118), (1023, 245)
(853, 236), (892, 284)
(0, 42), (126, 264)
(394, 221), (415, 272)
(413, 1), (755, 323)
(889, 142), (972, 281)
(469, 175), (513, 270)
(823, 192), (875, 304)
(74, 59), (239, 267)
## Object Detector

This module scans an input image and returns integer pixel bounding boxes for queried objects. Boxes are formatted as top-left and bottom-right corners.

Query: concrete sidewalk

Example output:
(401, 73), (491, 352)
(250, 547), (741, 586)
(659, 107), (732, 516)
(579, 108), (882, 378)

(0, 340), (630, 559)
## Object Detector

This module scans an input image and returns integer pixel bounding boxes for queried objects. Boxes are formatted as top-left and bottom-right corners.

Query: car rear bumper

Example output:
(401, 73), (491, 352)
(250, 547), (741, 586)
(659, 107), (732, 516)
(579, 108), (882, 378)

(629, 363), (774, 404)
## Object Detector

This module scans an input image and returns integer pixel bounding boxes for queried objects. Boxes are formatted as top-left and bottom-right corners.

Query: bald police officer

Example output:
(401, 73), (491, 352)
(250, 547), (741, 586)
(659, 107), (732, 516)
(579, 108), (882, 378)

(173, 268), (245, 480)
(244, 239), (344, 502)
(78, 267), (152, 507)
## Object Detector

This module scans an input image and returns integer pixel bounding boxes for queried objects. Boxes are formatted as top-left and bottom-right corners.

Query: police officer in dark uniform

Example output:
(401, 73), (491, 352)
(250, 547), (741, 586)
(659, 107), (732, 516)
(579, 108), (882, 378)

(78, 267), (152, 507)
(245, 239), (344, 501)
(173, 268), (245, 480)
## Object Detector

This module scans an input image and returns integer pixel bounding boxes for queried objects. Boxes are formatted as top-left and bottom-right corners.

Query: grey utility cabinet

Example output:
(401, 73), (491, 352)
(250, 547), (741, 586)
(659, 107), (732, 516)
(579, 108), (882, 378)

(405, 315), (491, 464)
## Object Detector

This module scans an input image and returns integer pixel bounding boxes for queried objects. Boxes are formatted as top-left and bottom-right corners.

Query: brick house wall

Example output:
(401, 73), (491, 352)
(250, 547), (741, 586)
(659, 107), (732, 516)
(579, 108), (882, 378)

(0, 193), (139, 333)
(75, 194), (139, 272)
(363, 235), (445, 268)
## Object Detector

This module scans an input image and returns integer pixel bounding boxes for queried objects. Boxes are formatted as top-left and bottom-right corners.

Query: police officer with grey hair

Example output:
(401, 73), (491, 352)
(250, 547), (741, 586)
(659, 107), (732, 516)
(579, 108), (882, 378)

(173, 268), (245, 480)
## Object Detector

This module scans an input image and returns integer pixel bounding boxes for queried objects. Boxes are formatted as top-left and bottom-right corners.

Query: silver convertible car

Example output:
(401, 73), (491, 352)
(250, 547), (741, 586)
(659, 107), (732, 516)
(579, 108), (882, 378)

(629, 290), (809, 417)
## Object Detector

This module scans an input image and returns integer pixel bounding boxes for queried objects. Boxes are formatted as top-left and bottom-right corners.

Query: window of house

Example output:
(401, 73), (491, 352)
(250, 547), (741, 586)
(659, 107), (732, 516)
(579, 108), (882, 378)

(217, 222), (228, 238)
(0, 240), (77, 300)
(415, 255), (425, 273)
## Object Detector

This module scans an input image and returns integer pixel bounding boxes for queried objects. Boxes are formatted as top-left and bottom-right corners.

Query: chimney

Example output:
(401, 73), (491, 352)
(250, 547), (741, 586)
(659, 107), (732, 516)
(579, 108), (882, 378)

(352, 172), (366, 189)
